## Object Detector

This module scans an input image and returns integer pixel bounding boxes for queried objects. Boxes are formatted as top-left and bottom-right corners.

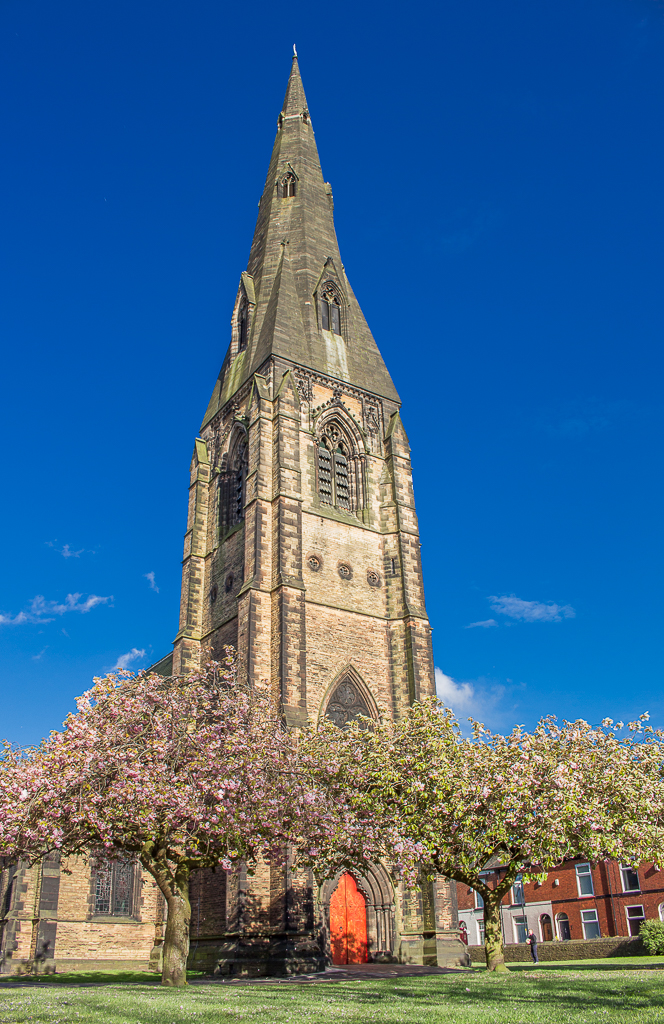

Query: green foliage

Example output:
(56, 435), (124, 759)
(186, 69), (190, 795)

(640, 920), (664, 955)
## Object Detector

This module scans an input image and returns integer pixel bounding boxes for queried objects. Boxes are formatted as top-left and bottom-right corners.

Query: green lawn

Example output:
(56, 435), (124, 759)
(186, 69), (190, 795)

(1, 967), (664, 1023)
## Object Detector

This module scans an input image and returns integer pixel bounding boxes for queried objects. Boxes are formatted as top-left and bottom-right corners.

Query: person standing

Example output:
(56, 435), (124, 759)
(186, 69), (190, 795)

(527, 928), (539, 964)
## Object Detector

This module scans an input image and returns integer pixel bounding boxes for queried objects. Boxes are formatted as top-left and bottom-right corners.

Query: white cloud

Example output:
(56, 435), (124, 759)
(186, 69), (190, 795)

(144, 572), (159, 593)
(46, 541), (85, 558)
(466, 618), (498, 629)
(0, 593), (113, 626)
(114, 648), (146, 670)
(435, 668), (477, 713)
(435, 667), (524, 730)
(32, 647), (48, 661)
(489, 594), (575, 623)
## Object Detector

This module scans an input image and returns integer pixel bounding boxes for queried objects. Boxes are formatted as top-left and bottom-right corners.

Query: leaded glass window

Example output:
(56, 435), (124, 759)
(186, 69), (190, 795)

(93, 858), (136, 917)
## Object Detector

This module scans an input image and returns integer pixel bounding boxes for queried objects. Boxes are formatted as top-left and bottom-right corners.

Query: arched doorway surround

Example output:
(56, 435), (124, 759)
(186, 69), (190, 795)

(320, 862), (396, 962)
(540, 913), (553, 942)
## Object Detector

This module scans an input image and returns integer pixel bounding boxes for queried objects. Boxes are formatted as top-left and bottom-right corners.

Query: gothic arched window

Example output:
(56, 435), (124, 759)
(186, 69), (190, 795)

(238, 299), (249, 351)
(325, 678), (371, 729)
(220, 432), (248, 536)
(232, 437), (248, 525)
(320, 283), (342, 335)
(317, 430), (351, 510)
(281, 172), (297, 198)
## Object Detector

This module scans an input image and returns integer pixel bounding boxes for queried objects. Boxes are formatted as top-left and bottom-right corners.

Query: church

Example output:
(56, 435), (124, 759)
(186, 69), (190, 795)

(0, 56), (464, 976)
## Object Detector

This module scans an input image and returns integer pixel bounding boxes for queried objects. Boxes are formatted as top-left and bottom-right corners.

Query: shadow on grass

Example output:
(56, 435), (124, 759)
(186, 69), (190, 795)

(322, 975), (664, 1016)
(0, 970), (204, 987)
(505, 961), (664, 974)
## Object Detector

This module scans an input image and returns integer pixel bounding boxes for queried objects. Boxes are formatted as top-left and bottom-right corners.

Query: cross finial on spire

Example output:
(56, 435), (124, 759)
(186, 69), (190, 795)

(293, 44), (297, 57)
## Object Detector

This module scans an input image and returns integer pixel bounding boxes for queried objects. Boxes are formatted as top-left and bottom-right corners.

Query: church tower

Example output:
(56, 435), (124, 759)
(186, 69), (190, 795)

(162, 56), (463, 973)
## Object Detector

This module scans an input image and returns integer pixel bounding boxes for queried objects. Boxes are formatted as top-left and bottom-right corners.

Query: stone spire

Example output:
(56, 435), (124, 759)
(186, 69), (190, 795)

(202, 55), (399, 428)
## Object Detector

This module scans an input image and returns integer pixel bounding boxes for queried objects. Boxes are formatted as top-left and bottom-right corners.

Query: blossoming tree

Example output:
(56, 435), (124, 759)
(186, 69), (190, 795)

(0, 651), (348, 986)
(301, 699), (664, 971)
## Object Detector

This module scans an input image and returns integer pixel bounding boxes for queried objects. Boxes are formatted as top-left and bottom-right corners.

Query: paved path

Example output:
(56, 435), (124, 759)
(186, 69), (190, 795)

(192, 963), (463, 985)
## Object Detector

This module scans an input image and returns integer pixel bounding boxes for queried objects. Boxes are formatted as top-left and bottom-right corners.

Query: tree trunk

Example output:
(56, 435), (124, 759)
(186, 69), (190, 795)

(483, 894), (508, 972)
(141, 850), (192, 987)
(161, 868), (192, 986)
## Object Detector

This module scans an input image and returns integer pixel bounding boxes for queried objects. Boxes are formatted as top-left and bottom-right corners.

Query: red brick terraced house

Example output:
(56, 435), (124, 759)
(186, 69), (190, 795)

(456, 859), (664, 952)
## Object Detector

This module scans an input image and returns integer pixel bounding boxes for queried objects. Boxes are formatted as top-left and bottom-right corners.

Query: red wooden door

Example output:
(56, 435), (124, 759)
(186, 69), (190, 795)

(330, 873), (368, 964)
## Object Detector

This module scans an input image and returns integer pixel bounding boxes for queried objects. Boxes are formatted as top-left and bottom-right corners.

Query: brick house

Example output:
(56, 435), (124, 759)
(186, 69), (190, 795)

(457, 859), (664, 948)
(0, 55), (464, 975)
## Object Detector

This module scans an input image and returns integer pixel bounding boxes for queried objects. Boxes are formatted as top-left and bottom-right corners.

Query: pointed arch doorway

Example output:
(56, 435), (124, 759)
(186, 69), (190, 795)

(330, 873), (368, 964)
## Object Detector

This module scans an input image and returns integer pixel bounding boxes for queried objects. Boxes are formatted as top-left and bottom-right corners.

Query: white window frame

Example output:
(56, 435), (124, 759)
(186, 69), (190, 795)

(513, 914), (528, 944)
(575, 862), (594, 897)
(474, 871), (491, 910)
(477, 919), (485, 945)
(581, 908), (601, 939)
(659, 903), (664, 922)
(625, 905), (645, 937)
(511, 873), (525, 905)
(620, 864), (640, 893)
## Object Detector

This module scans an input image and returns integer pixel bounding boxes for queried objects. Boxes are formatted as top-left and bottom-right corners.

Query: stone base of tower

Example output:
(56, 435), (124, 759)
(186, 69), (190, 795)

(187, 933), (325, 977)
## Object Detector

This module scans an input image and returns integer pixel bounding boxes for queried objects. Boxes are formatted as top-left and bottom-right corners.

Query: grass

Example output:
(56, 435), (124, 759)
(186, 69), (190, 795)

(1, 965), (664, 1023)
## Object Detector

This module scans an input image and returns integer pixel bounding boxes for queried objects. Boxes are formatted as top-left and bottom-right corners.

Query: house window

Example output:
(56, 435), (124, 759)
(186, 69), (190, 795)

(281, 172), (296, 197)
(512, 874), (525, 905)
(620, 865), (640, 893)
(626, 905), (645, 937)
(556, 913), (571, 941)
(659, 903), (664, 923)
(575, 862), (594, 897)
(93, 858), (136, 917)
(477, 920), (485, 944)
(514, 915), (528, 943)
(581, 909), (601, 939)
(474, 890), (484, 910)
(238, 300), (249, 351)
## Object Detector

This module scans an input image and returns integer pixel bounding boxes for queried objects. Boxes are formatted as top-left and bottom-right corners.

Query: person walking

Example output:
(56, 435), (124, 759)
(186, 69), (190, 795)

(527, 928), (539, 964)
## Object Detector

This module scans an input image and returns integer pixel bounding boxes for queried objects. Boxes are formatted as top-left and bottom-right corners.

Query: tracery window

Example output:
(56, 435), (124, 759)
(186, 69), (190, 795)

(220, 432), (248, 536)
(317, 432), (350, 509)
(320, 283), (342, 335)
(281, 172), (297, 197)
(325, 679), (371, 729)
(315, 417), (366, 513)
(92, 857), (136, 917)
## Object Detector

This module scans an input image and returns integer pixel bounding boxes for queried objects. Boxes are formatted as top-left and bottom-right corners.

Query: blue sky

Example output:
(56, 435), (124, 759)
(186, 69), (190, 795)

(1, 0), (663, 743)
